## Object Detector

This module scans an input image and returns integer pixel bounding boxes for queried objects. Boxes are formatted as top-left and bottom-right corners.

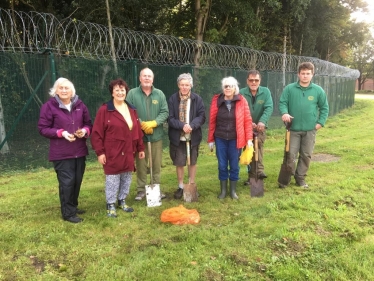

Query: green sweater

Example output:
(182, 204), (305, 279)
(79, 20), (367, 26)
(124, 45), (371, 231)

(279, 82), (329, 131)
(239, 86), (273, 126)
(126, 86), (169, 142)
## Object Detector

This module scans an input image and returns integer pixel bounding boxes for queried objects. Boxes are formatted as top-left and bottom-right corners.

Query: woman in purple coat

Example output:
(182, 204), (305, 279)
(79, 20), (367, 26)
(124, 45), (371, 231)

(91, 78), (145, 218)
(38, 78), (92, 223)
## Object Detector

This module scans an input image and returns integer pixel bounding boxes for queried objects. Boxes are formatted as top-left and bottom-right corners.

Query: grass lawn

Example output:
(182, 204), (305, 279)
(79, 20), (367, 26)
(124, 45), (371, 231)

(1, 98), (374, 280)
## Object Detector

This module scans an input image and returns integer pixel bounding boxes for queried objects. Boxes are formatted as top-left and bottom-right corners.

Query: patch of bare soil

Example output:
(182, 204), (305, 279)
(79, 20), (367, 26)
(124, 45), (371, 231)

(312, 153), (340, 162)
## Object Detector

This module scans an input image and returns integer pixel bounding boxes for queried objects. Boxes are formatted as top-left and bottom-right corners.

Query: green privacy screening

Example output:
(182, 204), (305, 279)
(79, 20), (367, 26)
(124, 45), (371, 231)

(0, 8), (358, 170)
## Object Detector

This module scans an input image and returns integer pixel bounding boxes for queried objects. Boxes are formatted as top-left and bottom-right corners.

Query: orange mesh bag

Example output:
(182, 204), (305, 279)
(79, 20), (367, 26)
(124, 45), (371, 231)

(160, 205), (200, 225)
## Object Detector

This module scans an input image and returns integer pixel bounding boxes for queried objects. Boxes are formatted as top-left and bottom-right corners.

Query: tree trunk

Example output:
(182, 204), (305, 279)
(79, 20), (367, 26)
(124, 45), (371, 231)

(0, 94), (10, 154)
(282, 26), (287, 88)
(194, 0), (211, 66)
(106, 0), (118, 75)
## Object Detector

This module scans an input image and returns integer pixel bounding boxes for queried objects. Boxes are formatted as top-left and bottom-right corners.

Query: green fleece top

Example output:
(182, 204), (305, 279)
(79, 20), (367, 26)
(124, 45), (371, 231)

(126, 86), (169, 142)
(239, 86), (273, 126)
(279, 81), (329, 131)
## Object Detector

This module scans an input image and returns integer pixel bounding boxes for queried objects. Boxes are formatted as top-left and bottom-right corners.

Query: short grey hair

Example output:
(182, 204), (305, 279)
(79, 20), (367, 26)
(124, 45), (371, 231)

(221, 76), (239, 95)
(48, 78), (76, 97)
(177, 73), (193, 88)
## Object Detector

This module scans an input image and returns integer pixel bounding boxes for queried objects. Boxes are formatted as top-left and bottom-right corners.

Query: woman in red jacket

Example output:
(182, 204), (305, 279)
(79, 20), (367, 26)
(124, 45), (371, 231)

(91, 79), (145, 217)
(208, 76), (253, 199)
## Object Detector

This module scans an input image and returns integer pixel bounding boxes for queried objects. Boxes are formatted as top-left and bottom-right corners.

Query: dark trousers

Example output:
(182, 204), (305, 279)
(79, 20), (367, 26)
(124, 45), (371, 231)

(53, 157), (86, 219)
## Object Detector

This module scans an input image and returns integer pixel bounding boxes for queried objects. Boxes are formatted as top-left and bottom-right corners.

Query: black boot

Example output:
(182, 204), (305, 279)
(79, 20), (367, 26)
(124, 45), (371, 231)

(218, 180), (228, 199)
(106, 203), (117, 218)
(230, 181), (239, 199)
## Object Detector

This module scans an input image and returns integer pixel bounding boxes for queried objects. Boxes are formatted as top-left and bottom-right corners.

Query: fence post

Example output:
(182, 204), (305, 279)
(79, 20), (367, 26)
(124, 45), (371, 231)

(0, 71), (49, 152)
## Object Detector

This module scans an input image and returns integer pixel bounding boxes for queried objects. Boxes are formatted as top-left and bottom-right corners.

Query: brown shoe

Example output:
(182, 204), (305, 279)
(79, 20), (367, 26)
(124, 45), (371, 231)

(135, 191), (146, 201)
(173, 188), (183, 199)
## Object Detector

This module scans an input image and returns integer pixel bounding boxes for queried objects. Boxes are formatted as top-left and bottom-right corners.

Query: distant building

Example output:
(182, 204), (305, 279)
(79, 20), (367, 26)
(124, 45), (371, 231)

(356, 79), (374, 91)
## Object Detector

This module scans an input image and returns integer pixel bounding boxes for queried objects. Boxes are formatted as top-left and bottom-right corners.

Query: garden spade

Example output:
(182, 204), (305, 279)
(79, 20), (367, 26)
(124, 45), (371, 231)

(183, 137), (198, 202)
(277, 121), (292, 187)
(145, 138), (162, 207)
(250, 133), (264, 197)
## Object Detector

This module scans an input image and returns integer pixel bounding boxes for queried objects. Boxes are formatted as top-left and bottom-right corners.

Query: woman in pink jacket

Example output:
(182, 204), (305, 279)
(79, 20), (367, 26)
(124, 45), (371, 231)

(208, 76), (253, 199)
(91, 79), (145, 217)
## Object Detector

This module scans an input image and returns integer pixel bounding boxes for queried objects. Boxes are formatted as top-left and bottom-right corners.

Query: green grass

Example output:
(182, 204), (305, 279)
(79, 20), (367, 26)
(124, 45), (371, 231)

(1, 98), (374, 280)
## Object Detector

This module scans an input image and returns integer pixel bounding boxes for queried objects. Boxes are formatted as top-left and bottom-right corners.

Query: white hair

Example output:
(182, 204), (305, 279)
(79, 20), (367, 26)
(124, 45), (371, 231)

(48, 78), (76, 97)
(177, 73), (193, 88)
(221, 76), (239, 95)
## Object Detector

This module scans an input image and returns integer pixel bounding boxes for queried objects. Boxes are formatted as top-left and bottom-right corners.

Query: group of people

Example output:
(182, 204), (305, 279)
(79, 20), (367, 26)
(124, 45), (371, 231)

(38, 62), (329, 223)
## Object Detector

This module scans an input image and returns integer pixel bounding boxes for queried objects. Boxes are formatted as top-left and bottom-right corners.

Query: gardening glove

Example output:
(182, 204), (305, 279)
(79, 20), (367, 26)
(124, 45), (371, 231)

(208, 142), (215, 152)
(62, 131), (76, 142)
(247, 140), (253, 147)
(144, 120), (157, 129)
(144, 127), (153, 135)
(141, 121), (148, 131)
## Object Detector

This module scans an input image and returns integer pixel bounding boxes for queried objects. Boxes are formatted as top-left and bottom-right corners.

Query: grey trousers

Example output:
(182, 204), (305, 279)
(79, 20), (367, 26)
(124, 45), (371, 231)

(105, 172), (132, 204)
(289, 129), (316, 182)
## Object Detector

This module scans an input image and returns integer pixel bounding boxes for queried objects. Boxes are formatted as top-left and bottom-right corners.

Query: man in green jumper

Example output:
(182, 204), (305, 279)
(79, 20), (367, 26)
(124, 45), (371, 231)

(278, 62), (329, 188)
(240, 70), (273, 184)
(126, 68), (169, 200)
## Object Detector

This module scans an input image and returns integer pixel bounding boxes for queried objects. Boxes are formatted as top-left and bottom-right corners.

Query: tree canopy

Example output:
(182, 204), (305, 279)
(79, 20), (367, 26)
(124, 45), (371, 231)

(1, 0), (371, 65)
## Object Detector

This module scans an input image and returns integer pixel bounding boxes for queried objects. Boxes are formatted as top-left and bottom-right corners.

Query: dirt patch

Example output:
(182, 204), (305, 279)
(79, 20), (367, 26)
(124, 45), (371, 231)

(312, 153), (340, 162)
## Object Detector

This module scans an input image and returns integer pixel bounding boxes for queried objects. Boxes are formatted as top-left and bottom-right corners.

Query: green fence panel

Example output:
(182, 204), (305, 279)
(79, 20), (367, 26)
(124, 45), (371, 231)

(0, 52), (356, 171)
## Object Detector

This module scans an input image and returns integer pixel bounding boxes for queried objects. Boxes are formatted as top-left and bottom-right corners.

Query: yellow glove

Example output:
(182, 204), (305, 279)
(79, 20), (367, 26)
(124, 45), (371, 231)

(145, 120), (157, 128)
(144, 127), (153, 135)
(141, 122), (148, 131)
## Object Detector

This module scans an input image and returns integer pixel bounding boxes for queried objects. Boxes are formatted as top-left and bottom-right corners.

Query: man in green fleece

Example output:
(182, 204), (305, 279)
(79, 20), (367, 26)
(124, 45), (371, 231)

(126, 68), (169, 200)
(240, 70), (273, 185)
(278, 62), (329, 188)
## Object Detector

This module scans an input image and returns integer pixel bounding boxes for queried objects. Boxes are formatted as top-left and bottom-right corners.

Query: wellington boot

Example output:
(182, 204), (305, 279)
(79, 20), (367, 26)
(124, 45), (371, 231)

(230, 180), (239, 200)
(106, 203), (117, 218)
(218, 180), (228, 199)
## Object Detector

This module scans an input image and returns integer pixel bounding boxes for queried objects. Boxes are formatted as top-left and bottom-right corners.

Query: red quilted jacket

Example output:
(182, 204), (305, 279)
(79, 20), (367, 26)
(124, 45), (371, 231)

(208, 93), (253, 149)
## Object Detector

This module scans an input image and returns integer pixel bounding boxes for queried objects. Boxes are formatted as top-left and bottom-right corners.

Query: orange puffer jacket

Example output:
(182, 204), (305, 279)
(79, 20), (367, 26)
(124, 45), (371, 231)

(208, 93), (253, 149)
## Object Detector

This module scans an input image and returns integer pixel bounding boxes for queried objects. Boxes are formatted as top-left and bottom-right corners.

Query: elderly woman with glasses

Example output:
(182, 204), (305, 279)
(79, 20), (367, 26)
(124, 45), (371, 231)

(208, 76), (253, 199)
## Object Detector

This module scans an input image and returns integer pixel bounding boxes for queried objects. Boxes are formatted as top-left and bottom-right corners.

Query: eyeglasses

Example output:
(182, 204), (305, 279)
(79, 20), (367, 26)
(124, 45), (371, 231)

(224, 85), (235, 89)
(248, 79), (260, 83)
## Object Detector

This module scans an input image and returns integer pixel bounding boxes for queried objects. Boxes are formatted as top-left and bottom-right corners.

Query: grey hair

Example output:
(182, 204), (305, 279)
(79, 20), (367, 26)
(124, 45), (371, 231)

(177, 73), (193, 87)
(221, 76), (239, 95)
(48, 78), (76, 97)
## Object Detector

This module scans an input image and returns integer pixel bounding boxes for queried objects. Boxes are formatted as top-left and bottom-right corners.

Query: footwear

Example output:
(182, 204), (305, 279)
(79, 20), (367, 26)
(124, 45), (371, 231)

(218, 180), (228, 199)
(258, 172), (267, 179)
(118, 200), (134, 212)
(296, 181), (309, 188)
(64, 216), (83, 223)
(106, 203), (117, 218)
(230, 180), (239, 200)
(76, 208), (86, 214)
(135, 191), (146, 201)
(174, 188), (183, 199)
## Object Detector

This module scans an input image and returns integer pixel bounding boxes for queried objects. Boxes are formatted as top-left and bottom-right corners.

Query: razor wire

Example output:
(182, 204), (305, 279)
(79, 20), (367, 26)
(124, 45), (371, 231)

(0, 8), (360, 79)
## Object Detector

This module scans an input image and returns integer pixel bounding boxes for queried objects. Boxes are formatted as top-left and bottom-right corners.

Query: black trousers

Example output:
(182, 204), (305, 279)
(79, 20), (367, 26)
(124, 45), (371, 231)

(53, 157), (86, 219)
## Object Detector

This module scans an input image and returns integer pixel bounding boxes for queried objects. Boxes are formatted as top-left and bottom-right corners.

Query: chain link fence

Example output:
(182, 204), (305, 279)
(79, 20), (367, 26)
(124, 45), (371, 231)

(0, 9), (358, 171)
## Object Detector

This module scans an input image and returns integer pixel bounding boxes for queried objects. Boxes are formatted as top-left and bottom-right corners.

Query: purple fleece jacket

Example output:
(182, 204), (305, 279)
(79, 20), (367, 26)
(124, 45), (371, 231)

(38, 96), (92, 161)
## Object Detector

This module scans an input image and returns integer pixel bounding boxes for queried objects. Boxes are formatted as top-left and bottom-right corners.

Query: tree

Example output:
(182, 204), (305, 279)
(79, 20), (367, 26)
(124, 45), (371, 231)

(349, 36), (374, 90)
